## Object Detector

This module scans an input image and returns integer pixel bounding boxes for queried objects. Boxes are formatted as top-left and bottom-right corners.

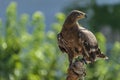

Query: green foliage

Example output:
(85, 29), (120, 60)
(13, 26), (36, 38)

(95, 32), (106, 53)
(90, 4), (120, 31)
(52, 12), (65, 33)
(0, 2), (68, 80)
(0, 2), (120, 80)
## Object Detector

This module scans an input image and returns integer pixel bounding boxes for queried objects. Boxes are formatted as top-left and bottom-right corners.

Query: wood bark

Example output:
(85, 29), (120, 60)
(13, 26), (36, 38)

(66, 60), (86, 80)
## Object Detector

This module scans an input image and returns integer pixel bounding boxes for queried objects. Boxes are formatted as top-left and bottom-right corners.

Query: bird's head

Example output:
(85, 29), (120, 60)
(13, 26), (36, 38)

(68, 10), (87, 21)
(64, 10), (87, 25)
(64, 10), (87, 26)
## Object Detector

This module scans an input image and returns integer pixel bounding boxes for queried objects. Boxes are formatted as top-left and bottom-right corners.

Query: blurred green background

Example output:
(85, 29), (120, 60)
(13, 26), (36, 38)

(0, 0), (120, 80)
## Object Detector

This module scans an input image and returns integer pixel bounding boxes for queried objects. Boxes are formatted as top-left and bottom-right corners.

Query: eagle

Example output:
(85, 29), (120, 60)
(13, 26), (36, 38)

(57, 10), (108, 65)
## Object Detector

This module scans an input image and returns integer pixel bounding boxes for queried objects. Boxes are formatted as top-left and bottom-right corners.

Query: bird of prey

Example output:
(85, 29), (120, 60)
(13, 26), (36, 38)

(57, 10), (108, 65)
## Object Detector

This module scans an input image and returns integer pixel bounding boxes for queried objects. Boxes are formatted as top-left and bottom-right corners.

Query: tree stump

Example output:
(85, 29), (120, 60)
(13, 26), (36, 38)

(66, 60), (86, 80)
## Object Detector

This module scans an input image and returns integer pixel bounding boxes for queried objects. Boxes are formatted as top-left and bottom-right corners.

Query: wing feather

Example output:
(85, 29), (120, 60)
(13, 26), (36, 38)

(78, 28), (108, 62)
(57, 33), (68, 53)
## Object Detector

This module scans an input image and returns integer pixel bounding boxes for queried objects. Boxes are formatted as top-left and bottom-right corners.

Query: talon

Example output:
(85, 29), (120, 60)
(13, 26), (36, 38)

(81, 58), (87, 64)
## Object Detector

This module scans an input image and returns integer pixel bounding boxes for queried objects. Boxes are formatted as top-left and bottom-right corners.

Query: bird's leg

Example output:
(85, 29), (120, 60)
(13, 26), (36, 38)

(89, 52), (96, 63)
(81, 50), (88, 64)
(68, 53), (73, 66)
(69, 57), (73, 66)
(82, 49), (95, 64)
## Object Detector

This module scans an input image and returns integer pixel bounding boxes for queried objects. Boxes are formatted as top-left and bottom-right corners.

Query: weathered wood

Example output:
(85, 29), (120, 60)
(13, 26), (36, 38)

(66, 60), (86, 80)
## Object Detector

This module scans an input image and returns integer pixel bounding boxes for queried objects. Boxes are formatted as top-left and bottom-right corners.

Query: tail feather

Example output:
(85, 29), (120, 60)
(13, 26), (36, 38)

(96, 48), (108, 60)
(97, 53), (108, 60)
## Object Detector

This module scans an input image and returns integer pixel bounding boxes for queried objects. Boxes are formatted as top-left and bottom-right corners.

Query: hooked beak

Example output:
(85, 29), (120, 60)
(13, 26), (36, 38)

(85, 14), (87, 18)
(77, 13), (87, 19)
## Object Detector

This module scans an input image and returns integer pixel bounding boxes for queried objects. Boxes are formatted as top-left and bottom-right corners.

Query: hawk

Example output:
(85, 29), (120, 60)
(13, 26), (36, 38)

(57, 10), (108, 65)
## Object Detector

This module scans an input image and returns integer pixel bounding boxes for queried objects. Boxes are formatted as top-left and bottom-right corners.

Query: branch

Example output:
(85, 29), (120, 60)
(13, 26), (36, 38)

(66, 60), (86, 80)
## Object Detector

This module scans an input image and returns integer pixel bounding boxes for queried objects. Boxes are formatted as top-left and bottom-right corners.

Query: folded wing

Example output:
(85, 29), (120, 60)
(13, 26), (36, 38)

(78, 28), (108, 63)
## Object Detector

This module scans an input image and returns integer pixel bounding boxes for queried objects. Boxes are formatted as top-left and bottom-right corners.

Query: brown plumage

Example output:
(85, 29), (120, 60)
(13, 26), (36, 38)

(57, 10), (108, 65)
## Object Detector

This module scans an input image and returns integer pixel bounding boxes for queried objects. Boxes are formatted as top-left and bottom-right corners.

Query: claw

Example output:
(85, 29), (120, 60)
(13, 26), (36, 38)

(81, 58), (87, 64)
(75, 56), (87, 64)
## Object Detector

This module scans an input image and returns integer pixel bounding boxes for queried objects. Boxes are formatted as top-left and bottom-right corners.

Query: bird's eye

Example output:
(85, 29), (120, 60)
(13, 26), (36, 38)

(80, 13), (83, 15)
(78, 13), (80, 15)
(75, 13), (80, 16)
